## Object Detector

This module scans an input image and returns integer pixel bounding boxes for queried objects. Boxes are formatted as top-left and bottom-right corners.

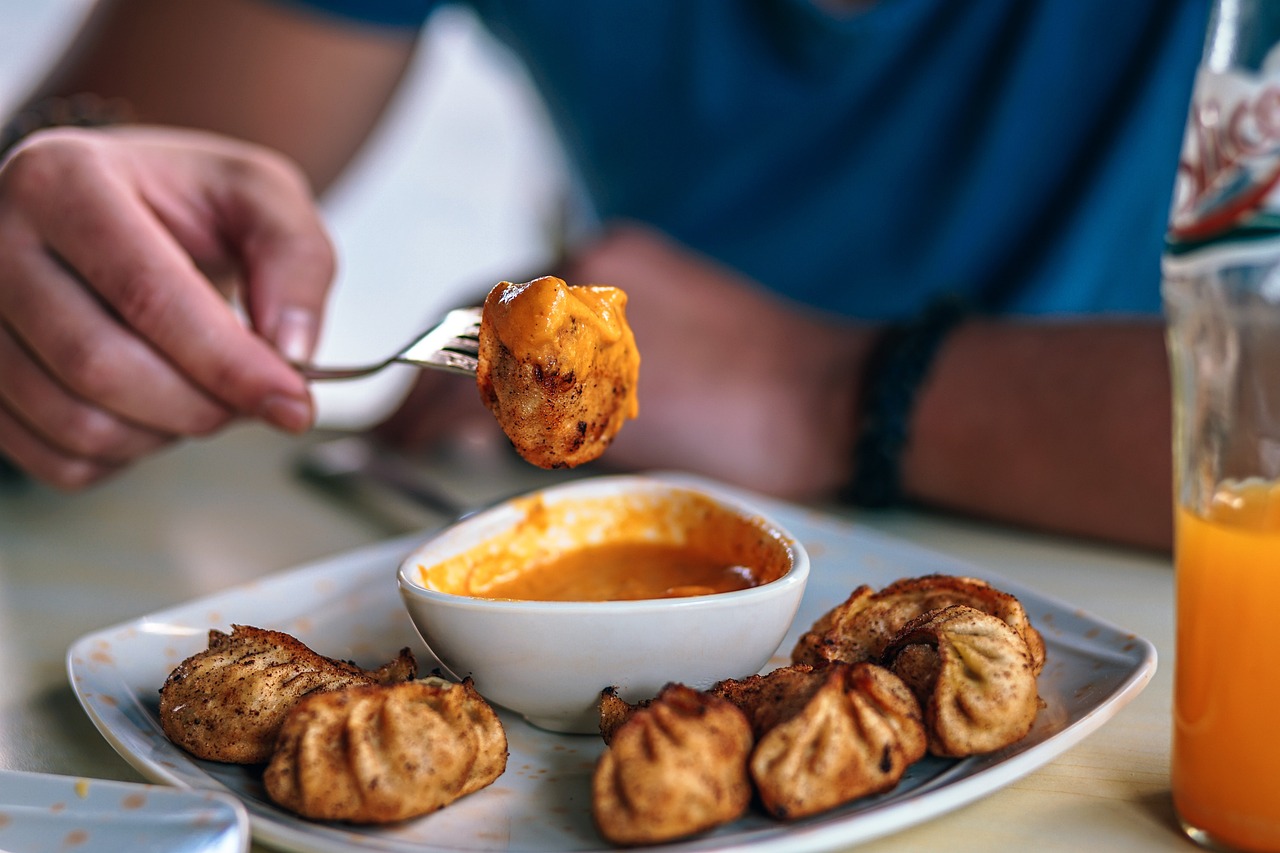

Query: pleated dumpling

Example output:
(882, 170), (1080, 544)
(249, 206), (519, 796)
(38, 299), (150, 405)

(158, 625), (417, 764)
(592, 683), (753, 846)
(792, 575), (1045, 675)
(882, 604), (1040, 758)
(264, 677), (507, 823)
(716, 663), (926, 820)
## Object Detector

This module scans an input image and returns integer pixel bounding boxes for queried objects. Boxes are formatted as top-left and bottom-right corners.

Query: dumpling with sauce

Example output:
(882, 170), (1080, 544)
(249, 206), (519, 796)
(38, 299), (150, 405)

(477, 276), (639, 469)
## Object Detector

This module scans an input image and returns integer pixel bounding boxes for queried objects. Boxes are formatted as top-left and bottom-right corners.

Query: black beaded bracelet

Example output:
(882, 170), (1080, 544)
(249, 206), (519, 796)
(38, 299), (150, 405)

(843, 295), (968, 508)
(0, 94), (133, 161)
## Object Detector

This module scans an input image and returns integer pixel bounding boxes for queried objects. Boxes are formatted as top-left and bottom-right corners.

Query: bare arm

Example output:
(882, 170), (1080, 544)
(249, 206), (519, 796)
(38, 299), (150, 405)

(380, 225), (1173, 553)
(25, 0), (418, 191)
(907, 319), (1172, 551)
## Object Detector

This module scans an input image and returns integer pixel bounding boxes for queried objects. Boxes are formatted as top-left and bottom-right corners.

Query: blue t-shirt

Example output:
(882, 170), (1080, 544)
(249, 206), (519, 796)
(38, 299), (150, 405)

(279, 0), (1208, 319)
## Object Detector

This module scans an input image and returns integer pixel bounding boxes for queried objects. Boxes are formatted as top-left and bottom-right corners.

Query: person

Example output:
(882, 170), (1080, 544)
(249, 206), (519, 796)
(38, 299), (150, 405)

(0, 0), (1210, 551)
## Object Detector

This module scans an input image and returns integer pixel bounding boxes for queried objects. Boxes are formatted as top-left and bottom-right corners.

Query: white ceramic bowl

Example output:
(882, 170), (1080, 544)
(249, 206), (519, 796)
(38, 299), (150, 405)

(397, 475), (809, 733)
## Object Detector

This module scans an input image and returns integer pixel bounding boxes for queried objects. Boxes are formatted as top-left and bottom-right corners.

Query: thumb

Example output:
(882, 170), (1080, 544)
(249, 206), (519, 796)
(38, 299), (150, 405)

(213, 156), (336, 365)
(246, 228), (334, 365)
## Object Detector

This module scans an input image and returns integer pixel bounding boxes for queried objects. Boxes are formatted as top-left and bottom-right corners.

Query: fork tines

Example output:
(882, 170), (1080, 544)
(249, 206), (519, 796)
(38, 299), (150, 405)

(400, 306), (482, 375)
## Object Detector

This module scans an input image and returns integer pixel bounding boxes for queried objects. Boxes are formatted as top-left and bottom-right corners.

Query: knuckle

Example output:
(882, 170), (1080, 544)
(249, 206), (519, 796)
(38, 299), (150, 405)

(0, 145), (61, 206)
(56, 337), (130, 403)
(54, 406), (129, 460)
(221, 141), (311, 195)
(281, 228), (336, 281)
(0, 132), (100, 204)
(202, 356), (261, 411)
(111, 263), (177, 331)
(45, 459), (111, 492)
(186, 406), (234, 437)
(13, 445), (109, 491)
(258, 145), (312, 193)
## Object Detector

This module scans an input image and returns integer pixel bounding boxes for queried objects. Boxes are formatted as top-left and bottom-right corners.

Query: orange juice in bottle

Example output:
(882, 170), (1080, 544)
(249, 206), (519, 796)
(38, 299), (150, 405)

(1173, 479), (1280, 851)
(1164, 0), (1280, 847)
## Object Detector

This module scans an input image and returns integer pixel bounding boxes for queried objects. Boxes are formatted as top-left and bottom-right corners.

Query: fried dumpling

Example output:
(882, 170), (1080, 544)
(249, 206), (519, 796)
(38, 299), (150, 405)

(792, 575), (1046, 675)
(597, 686), (643, 745)
(708, 663), (826, 738)
(882, 604), (1040, 757)
(158, 625), (416, 763)
(477, 276), (639, 469)
(592, 683), (752, 846)
(713, 663), (926, 820)
(264, 678), (507, 823)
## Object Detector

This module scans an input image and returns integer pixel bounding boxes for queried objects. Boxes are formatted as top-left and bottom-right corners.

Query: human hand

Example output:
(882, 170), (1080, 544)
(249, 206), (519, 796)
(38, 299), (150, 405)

(0, 126), (334, 488)
(377, 224), (873, 500)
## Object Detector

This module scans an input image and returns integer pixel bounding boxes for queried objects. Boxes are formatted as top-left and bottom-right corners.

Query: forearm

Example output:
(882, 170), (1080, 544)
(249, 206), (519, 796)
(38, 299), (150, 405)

(902, 318), (1173, 552)
(19, 0), (416, 191)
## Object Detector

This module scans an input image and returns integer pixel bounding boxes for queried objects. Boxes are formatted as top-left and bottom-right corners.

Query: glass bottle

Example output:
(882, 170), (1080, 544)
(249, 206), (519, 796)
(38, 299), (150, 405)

(1164, 1), (1280, 850)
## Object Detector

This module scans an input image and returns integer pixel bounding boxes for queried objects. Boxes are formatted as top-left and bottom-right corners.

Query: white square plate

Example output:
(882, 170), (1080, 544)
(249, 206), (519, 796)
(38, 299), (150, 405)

(66, 475), (1155, 853)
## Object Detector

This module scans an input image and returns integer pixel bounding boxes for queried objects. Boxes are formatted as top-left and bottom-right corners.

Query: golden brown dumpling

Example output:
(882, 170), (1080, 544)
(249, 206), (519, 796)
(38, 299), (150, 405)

(263, 678), (507, 823)
(158, 625), (416, 764)
(714, 663), (926, 820)
(792, 575), (1046, 675)
(597, 686), (642, 745)
(882, 605), (1040, 758)
(477, 276), (639, 469)
(592, 683), (752, 846)
(708, 663), (826, 738)
(790, 586), (880, 666)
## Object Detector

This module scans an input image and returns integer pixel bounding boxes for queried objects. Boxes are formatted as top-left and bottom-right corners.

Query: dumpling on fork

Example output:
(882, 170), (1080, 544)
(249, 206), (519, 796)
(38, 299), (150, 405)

(477, 276), (640, 469)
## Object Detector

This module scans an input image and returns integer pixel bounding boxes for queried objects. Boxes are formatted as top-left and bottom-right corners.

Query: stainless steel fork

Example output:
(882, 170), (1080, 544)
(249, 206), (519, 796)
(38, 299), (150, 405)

(296, 307), (482, 380)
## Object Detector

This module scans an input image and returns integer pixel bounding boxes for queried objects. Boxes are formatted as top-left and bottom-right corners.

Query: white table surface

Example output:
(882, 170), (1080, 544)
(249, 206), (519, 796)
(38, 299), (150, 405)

(0, 423), (1183, 852)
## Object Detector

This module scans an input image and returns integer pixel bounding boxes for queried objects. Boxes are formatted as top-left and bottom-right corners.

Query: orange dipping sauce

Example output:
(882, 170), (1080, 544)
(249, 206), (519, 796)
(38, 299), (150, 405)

(416, 488), (793, 603)
(476, 542), (758, 601)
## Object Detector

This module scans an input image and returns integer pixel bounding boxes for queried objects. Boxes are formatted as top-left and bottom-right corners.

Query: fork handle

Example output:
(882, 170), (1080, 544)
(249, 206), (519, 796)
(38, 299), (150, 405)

(294, 363), (389, 381)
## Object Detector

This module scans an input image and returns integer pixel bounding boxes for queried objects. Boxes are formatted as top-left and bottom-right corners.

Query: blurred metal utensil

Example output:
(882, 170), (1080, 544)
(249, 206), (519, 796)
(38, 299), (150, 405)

(296, 307), (481, 380)
(295, 435), (466, 525)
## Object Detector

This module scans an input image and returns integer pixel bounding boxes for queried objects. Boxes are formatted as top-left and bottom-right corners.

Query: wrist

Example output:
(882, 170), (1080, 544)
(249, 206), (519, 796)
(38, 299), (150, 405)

(844, 296), (969, 508)
(1, 94), (133, 163)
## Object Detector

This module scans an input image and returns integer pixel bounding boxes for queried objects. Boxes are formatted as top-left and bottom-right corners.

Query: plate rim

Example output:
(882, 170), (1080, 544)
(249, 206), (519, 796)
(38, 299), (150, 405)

(0, 766), (251, 853)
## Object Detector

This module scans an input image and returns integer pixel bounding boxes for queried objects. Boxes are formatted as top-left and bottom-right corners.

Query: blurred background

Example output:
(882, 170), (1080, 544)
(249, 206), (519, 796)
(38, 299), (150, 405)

(0, 0), (569, 429)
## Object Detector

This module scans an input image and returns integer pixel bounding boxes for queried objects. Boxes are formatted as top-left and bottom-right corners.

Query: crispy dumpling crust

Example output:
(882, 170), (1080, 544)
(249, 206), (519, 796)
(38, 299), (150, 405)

(477, 276), (639, 469)
(158, 625), (416, 764)
(792, 574), (1046, 675)
(592, 683), (753, 846)
(882, 604), (1040, 757)
(264, 678), (507, 824)
(590, 574), (1047, 840)
(597, 686), (642, 746)
(714, 663), (926, 820)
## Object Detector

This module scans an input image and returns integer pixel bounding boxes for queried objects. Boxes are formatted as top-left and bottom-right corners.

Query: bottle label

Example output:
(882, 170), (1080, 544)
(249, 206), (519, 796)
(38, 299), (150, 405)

(1168, 66), (1280, 253)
